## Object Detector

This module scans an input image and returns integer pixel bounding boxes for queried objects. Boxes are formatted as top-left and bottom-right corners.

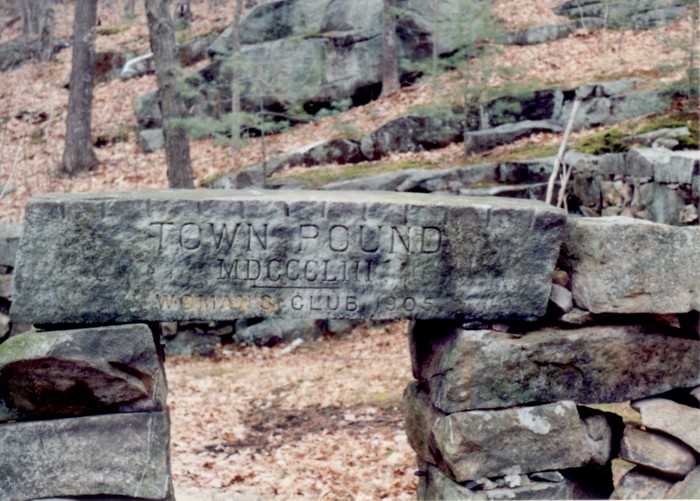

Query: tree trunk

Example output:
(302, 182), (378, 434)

(380, 0), (400, 98)
(145, 0), (194, 189)
(229, 0), (244, 170)
(20, 0), (42, 36)
(38, 0), (54, 62)
(60, 0), (98, 176)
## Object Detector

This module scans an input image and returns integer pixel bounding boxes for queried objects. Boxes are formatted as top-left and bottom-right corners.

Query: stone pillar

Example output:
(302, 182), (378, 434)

(0, 324), (173, 501)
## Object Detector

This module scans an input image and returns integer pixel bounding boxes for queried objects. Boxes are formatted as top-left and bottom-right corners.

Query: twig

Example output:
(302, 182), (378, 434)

(545, 99), (581, 207)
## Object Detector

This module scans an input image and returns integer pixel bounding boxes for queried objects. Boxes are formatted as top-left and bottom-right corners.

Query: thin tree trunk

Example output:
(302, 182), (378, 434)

(380, 0), (400, 98)
(229, 0), (243, 170)
(145, 0), (194, 189)
(546, 99), (581, 207)
(38, 0), (54, 62)
(60, 0), (98, 176)
(20, 0), (42, 36)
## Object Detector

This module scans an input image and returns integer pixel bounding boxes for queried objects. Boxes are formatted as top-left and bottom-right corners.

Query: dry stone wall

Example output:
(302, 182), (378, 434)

(1, 190), (699, 500)
(407, 215), (700, 500)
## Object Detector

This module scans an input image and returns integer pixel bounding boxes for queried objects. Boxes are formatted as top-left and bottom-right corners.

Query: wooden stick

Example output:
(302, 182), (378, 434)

(545, 98), (581, 206)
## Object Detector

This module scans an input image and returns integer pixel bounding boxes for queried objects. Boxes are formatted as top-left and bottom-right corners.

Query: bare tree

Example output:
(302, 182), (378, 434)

(19, 0), (42, 36)
(60, 0), (98, 176)
(38, 0), (54, 62)
(380, 0), (400, 98)
(145, 0), (194, 189)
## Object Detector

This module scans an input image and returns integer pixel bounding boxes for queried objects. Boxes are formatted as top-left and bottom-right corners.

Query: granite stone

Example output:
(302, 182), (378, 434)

(11, 190), (565, 323)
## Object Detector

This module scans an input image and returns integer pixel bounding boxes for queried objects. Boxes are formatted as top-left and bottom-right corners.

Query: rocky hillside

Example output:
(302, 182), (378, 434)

(0, 0), (695, 224)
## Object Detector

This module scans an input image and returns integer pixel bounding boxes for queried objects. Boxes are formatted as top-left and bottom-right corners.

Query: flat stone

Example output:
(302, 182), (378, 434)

(620, 427), (696, 478)
(561, 216), (700, 314)
(0, 324), (165, 421)
(410, 322), (700, 413)
(632, 399), (700, 453)
(418, 463), (572, 500)
(611, 467), (673, 500)
(464, 120), (563, 154)
(0, 274), (11, 298)
(137, 128), (165, 153)
(665, 465), (700, 499)
(0, 223), (21, 268)
(549, 283), (573, 313)
(406, 386), (612, 481)
(11, 190), (566, 323)
(0, 412), (171, 500)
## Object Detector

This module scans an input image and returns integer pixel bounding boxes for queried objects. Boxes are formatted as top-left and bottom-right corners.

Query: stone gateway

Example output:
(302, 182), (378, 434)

(11, 189), (566, 323)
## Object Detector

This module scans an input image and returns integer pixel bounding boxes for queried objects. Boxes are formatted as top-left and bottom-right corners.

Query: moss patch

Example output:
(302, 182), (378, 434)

(575, 129), (629, 155)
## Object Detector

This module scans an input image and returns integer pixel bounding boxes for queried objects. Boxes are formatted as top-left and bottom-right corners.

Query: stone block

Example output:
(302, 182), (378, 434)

(665, 465), (700, 499)
(0, 324), (166, 421)
(405, 385), (612, 482)
(410, 322), (700, 413)
(0, 274), (11, 298)
(632, 399), (700, 453)
(137, 128), (165, 153)
(418, 463), (572, 500)
(657, 150), (700, 184)
(611, 467), (673, 500)
(561, 216), (700, 314)
(464, 120), (563, 154)
(620, 427), (696, 479)
(0, 412), (171, 500)
(0, 223), (22, 268)
(11, 190), (566, 323)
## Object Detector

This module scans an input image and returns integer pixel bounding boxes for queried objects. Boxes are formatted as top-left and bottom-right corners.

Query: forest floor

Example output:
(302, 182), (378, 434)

(166, 321), (416, 500)
(0, 1), (695, 499)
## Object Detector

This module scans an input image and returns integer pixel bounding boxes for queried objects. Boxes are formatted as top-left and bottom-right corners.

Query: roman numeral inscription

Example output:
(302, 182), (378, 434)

(10, 190), (566, 324)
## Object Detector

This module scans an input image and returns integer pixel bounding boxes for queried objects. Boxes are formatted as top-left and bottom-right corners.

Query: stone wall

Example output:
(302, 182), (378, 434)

(1, 191), (699, 500)
(406, 215), (700, 500)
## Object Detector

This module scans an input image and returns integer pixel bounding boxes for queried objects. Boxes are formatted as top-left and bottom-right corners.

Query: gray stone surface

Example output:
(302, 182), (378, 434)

(234, 318), (324, 347)
(410, 323), (700, 413)
(561, 216), (700, 314)
(505, 22), (575, 46)
(549, 283), (573, 313)
(629, 147), (700, 184)
(691, 386), (700, 406)
(431, 401), (612, 481)
(556, 0), (691, 29)
(418, 463), (572, 500)
(611, 468), (674, 500)
(464, 120), (563, 154)
(11, 190), (565, 323)
(0, 274), (11, 298)
(0, 222), (22, 268)
(0, 411), (171, 500)
(0, 324), (166, 421)
(632, 399), (700, 453)
(360, 114), (463, 160)
(404, 381), (440, 466)
(620, 427), (696, 478)
(138, 128), (165, 153)
(665, 465), (700, 499)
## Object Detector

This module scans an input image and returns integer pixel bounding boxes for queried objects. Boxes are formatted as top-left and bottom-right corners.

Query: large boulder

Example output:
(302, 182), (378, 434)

(0, 324), (166, 421)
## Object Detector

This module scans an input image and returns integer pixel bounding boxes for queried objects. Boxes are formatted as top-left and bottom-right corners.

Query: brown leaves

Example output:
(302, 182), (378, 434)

(167, 321), (417, 500)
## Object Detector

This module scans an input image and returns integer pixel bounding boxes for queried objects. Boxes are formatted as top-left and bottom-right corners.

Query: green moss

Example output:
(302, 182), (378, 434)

(576, 129), (629, 155)
(97, 25), (130, 36)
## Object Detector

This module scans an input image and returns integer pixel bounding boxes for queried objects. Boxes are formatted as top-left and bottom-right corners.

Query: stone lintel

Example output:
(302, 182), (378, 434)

(11, 189), (565, 324)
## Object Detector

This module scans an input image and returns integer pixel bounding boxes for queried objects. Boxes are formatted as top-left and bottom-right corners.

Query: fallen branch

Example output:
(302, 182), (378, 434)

(545, 98), (581, 207)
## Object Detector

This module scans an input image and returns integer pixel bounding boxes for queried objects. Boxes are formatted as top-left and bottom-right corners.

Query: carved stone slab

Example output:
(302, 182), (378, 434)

(11, 190), (565, 323)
